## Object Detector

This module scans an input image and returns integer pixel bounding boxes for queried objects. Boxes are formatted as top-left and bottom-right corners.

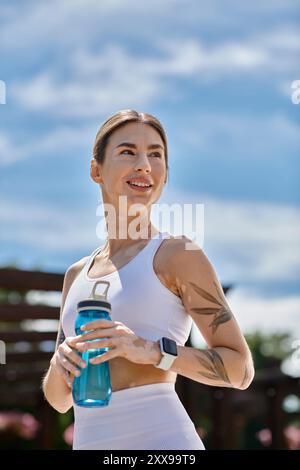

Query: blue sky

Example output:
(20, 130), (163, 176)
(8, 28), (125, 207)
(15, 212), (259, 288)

(0, 1), (300, 346)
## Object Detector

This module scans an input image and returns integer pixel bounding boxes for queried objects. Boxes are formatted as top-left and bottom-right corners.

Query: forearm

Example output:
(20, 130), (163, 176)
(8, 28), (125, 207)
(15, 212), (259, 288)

(151, 342), (254, 390)
(42, 360), (73, 413)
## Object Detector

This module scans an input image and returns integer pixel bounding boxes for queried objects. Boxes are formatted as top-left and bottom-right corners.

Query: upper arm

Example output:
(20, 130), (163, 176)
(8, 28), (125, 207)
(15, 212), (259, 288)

(168, 236), (251, 357)
(54, 256), (89, 351)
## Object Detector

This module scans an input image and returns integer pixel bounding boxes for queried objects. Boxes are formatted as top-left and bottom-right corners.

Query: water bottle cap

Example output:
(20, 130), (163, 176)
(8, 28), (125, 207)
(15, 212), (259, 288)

(76, 280), (111, 312)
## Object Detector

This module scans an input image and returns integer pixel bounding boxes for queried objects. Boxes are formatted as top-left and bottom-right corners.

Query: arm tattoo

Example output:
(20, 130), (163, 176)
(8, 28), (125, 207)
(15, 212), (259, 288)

(188, 280), (233, 334)
(196, 348), (232, 387)
(55, 321), (65, 351)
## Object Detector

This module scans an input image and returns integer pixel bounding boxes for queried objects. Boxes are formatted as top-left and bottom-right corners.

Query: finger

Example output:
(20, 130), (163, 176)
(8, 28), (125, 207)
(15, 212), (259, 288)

(75, 338), (116, 352)
(66, 336), (89, 349)
(89, 348), (119, 365)
(64, 342), (87, 368)
(65, 372), (73, 389)
(67, 372), (75, 389)
(58, 351), (83, 377)
(80, 319), (117, 332)
(56, 362), (74, 388)
(70, 328), (118, 344)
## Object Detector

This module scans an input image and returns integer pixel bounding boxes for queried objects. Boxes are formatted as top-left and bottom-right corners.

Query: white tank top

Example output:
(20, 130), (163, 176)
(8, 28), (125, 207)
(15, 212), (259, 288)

(61, 231), (192, 346)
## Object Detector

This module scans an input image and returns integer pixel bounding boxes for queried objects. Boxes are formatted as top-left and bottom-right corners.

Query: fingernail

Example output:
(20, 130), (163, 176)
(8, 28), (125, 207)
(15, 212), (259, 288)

(81, 362), (86, 368)
(75, 370), (80, 376)
(80, 326), (85, 331)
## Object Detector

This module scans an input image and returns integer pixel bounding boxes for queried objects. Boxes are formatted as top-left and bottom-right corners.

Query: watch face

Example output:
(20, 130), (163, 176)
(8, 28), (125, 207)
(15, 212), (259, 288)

(162, 337), (177, 356)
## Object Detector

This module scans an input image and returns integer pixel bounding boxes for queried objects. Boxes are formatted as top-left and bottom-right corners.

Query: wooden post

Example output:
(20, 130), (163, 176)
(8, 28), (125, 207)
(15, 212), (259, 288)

(266, 383), (286, 449)
(36, 390), (58, 450)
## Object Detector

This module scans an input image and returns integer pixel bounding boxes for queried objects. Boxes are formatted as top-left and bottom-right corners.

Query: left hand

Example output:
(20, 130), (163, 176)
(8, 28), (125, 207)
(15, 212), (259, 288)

(68, 319), (161, 366)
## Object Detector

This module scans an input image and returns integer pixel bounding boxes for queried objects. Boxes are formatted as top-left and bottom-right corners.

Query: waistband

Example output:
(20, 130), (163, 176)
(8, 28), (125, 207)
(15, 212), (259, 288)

(73, 381), (177, 414)
(111, 381), (176, 401)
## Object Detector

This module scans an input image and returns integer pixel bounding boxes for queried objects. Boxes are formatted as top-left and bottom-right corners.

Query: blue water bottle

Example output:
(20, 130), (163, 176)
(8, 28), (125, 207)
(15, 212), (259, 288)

(72, 280), (112, 407)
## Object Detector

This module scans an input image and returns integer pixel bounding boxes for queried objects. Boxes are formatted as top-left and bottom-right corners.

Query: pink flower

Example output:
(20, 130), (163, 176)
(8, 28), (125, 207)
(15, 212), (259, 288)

(63, 423), (74, 446)
(256, 428), (272, 447)
(256, 425), (300, 450)
(284, 425), (300, 450)
(0, 411), (40, 440)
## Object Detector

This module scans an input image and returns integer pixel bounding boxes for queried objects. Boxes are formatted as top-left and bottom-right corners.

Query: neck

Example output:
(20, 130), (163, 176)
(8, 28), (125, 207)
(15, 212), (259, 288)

(102, 220), (159, 258)
(99, 193), (159, 256)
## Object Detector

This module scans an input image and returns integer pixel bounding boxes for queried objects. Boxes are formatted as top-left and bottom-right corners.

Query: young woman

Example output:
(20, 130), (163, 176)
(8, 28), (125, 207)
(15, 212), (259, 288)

(43, 109), (254, 450)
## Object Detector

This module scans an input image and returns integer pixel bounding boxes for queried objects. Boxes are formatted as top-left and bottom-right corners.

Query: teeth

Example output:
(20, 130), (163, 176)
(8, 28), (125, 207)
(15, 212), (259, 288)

(128, 182), (150, 187)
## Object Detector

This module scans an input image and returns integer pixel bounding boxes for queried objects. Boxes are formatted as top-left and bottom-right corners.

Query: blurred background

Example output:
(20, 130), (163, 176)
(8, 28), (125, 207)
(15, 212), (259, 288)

(0, 0), (299, 450)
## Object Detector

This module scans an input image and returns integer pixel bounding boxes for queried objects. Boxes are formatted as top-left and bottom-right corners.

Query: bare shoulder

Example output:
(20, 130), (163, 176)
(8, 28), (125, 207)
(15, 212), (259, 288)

(66, 255), (90, 279)
(159, 235), (216, 286)
(61, 255), (90, 305)
(154, 234), (210, 296)
(55, 254), (90, 348)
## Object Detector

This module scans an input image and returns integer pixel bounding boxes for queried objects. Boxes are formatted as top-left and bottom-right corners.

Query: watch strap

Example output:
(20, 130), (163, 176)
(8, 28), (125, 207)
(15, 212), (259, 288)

(155, 337), (177, 370)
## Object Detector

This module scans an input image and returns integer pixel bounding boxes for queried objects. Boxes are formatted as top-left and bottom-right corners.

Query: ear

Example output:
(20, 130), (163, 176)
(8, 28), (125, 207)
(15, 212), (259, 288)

(90, 158), (103, 184)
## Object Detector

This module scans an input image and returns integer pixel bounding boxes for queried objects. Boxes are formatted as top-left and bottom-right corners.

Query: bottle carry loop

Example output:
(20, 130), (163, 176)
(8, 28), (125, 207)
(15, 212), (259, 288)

(90, 280), (110, 302)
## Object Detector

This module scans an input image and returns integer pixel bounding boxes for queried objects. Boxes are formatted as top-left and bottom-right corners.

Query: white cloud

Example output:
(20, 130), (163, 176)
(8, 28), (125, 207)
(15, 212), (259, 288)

(157, 188), (300, 284)
(1, 0), (299, 55)
(10, 24), (299, 118)
(0, 131), (24, 165)
(11, 49), (166, 118)
(0, 197), (98, 253)
(206, 199), (300, 283)
(155, 27), (300, 79)
(172, 111), (300, 163)
(0, 0), (179, 52)
(1, 107), (298, 169)
(191, 288), (300, 345)
(227, 288), (300, 339)
(0, 124), (97, 167)
(2, 0), (297, 119)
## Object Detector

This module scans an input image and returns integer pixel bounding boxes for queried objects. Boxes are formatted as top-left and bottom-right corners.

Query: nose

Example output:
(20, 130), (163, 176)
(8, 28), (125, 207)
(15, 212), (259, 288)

(133, 153), (151, 173)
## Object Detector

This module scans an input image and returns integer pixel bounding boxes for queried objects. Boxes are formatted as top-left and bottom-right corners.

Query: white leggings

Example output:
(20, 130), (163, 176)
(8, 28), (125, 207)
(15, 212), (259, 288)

(72, 382), (205, 450)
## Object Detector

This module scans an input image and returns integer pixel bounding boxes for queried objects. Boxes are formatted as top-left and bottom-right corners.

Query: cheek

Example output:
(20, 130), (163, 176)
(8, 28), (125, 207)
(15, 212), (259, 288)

(154, 159), (167, 172)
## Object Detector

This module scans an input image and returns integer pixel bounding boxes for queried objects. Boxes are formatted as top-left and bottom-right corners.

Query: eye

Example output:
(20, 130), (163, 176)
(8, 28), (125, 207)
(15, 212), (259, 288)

(150, 152), (162, 158)
(120, 149), (162, 158)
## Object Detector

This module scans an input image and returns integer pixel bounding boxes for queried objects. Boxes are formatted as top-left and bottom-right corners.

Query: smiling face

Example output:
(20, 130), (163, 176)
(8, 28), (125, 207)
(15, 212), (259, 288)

(91, 121), (167, 213)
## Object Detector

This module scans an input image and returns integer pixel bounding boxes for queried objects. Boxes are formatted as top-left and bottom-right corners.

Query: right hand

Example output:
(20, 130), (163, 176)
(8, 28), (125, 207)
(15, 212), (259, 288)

(50, 337), (87, 389)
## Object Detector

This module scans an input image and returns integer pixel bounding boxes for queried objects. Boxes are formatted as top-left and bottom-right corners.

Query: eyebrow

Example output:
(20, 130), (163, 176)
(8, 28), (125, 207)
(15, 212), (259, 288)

(115, 142), (164, 151)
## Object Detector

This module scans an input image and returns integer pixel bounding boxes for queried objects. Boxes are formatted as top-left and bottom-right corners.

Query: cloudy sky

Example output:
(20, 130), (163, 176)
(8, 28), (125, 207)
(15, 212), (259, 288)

(1, 0), (299, 343)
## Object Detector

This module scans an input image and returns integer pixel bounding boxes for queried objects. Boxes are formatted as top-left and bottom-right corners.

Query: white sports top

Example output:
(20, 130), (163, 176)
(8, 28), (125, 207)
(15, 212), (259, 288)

(61, 231), (192, 346)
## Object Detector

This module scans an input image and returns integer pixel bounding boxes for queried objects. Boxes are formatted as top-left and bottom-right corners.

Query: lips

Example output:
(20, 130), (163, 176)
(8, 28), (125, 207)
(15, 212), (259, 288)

(126, 178), (153, 186)
(126, 181), (153, 192)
